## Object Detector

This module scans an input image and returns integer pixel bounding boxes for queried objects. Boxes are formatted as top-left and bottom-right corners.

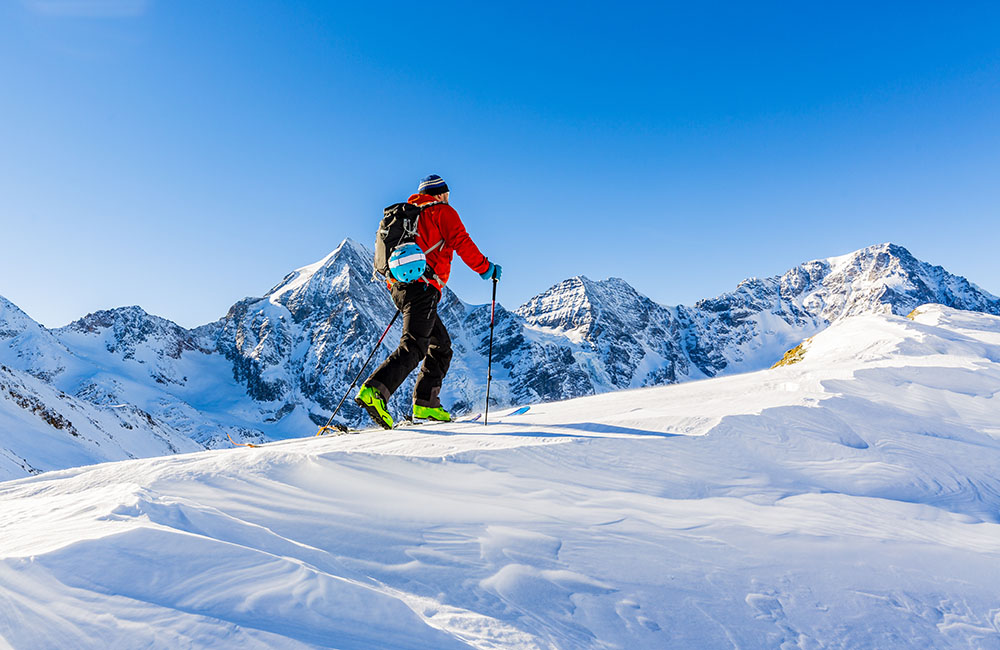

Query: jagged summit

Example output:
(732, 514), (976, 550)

(58, 306), (210, 361)
(679, 241), (1000, 378)
(208, 238), (396, 412)
(65, 305), (167, 332)
(517, 276), (655, 330)
(514, 276), (687, 389)
(265, 238), (380, 323)
(516, 276), (598, 334)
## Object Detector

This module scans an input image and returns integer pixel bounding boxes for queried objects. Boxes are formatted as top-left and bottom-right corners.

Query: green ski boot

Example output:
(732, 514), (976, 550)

(355, 385), (393, 430)
(412, 404), (451, 422)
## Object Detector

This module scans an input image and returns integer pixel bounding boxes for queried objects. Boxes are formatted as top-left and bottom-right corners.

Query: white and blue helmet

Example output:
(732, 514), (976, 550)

(388, 242), (427, 283)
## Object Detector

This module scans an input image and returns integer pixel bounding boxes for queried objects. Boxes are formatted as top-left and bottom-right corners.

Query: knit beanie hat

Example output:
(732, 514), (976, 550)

(418, 174), (449, 196)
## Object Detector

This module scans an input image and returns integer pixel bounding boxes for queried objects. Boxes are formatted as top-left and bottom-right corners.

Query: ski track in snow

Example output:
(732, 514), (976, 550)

(2, 305), (1000, 648)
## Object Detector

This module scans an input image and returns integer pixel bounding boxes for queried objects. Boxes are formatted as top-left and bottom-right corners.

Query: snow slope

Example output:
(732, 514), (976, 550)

(52, 306), (277, 449)
(2, 304), (999, 648)
(0, 361), (203, 478)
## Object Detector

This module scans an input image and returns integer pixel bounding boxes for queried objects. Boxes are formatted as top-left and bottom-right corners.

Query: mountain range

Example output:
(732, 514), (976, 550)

(1, 241), (998, 479)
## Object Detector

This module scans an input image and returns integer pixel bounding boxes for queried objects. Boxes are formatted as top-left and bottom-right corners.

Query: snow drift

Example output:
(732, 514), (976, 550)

(2, 304), (999, 648)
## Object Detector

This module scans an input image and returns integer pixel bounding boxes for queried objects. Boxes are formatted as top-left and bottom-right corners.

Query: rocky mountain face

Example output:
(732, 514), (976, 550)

(516, 276), (691, 390)
(2, 241), (999, 479)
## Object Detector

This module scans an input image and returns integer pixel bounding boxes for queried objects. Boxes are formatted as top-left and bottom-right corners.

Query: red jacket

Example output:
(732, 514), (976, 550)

(408, 193), (490, 290)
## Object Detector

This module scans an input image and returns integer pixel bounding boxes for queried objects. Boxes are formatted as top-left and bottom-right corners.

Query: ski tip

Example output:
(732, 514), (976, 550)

(227, 431), (261, 448)
(506, 406), (531, 416)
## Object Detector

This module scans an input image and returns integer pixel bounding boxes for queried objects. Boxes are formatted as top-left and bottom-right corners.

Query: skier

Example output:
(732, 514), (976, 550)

(355, 174), (501, 429)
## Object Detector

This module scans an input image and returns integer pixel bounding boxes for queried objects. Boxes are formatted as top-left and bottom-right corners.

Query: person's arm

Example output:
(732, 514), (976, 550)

(439, 205), (491, 275)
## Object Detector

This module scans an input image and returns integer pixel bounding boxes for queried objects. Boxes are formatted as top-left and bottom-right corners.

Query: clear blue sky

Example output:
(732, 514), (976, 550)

(1, 1), (998, 328)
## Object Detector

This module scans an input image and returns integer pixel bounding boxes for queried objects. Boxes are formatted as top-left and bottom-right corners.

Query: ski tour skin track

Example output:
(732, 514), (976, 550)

(226, 406), (531, 449)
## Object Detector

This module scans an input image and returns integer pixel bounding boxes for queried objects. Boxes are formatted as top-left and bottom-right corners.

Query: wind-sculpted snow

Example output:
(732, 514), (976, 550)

(1, 305), (1000, 648)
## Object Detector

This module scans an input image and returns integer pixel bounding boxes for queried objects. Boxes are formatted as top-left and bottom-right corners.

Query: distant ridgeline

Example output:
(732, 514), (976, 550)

(1, 241), (998, 477)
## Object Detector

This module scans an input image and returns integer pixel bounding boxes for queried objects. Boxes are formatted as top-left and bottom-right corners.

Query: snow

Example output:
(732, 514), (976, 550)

(1, 304), (1000, 648)
(0, 362), (204, 478)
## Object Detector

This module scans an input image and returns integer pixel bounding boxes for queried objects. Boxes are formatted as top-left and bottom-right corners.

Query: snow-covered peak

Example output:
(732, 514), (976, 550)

(693, 242), (1000, 324)
(64, 305), (163, 334)
(514, 276), (685, 389)
(788, 242), (998, 320)
(0, 294), (75, 381)
(817, 241), (897, 268)
(817, 242), (921, 294)
(211, 238), (397, 410)
(336, 236), (373, 259)
(516, 276), (596, 333)
(516, 276), (663, 336)
(0, 294), (44, 341)
(265, 238), (379, 323)
(57, 306), (209, 362)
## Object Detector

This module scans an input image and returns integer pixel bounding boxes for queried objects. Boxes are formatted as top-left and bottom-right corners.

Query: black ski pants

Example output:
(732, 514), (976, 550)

(366, 282), (452, 408)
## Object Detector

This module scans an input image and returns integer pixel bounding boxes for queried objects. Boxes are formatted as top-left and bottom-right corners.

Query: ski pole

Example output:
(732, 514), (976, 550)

(317, 309), (401, 435)
(484, 271), (498, 425)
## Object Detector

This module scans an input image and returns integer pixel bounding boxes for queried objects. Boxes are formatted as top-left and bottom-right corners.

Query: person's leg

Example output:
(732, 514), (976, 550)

(413, 314), (452, 409)
(365, 283), (439, 401)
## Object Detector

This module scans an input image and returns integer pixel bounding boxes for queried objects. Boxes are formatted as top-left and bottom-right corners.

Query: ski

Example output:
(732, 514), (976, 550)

(398, 412), (483, 428)
(230, 409), (510, 449)
(314, 411), (484, 438)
